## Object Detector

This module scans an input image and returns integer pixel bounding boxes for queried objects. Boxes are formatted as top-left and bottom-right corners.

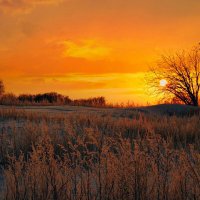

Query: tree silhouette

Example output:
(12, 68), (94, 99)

(147, 45), (200, 106)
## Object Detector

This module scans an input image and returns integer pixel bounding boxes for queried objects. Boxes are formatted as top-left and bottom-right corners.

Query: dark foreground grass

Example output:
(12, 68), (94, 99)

(0, 108), (200, 200)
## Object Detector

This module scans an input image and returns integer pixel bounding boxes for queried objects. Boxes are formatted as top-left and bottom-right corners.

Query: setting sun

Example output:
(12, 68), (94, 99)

(160, 79), (167, 87)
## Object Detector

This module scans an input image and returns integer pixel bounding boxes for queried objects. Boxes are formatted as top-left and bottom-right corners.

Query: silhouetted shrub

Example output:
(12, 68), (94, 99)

(18, 94), (36, 103)
(34, 92), (64, 103)
(1, 92), (106, 107)
(64, 96), (72, 104)
(73, 96), (106, 107)
(18, 92), (72, 105)
(0, 93), (18, 105)
(0, 80), (5, 97)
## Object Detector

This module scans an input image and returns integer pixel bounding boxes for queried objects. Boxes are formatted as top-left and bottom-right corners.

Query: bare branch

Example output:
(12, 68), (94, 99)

(146, 45), (200, 106)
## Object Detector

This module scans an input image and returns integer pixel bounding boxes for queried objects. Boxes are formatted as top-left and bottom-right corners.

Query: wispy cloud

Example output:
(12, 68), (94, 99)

(0, 0), (63, 14)
(61, 39), (112, 61)
(3, 72), (150, 103)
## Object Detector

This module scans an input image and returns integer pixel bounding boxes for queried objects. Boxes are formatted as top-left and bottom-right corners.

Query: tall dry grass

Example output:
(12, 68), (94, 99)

(0, 108), (200, 199)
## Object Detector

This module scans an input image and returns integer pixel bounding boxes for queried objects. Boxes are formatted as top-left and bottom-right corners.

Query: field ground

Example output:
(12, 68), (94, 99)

(0, 104), (200, 199)
(0, 103), (199, 116)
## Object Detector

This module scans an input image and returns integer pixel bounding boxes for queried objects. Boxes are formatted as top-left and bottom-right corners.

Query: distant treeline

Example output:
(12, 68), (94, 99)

(0, 92), (106, 107)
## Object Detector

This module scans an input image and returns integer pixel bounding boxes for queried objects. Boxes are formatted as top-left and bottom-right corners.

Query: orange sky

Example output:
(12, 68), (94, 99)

(0, 0), (200, 104)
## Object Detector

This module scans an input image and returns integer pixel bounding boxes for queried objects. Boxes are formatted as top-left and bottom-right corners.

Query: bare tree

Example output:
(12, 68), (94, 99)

(0, 80), (5, 96)
(147, 45), (200, 106)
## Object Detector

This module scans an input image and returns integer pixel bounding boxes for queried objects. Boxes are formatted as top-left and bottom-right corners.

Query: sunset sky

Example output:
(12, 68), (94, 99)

(0, 0), (200, 104)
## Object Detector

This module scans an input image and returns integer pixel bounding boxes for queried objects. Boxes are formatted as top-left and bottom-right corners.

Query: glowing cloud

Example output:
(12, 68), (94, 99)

(61, 39), (112, 61)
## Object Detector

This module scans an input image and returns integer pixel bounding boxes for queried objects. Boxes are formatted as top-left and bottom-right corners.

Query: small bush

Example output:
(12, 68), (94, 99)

(0, 93), (18, 105)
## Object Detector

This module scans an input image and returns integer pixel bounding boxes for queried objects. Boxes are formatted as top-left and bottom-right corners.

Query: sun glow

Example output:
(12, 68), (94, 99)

(160, 79), (167, 87)
(1, 0), (200, 104)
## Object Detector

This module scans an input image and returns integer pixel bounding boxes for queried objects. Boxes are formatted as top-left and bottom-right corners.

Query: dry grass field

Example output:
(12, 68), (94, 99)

(0, 105), (200, 200)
